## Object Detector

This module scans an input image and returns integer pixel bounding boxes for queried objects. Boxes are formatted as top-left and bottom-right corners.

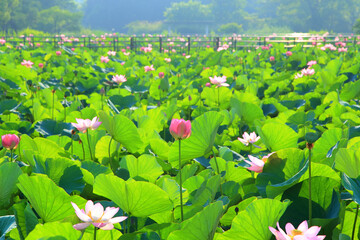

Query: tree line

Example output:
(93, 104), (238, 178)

(1, 0), (360, 34)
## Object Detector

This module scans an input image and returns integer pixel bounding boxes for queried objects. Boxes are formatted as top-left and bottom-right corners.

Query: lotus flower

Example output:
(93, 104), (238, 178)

(338, 47), (348, 52)
(1, 134), (20, 150)
(209, 76), (229, 88)
(158, 72), (164, 78)
(56, 51), (62, 56)
(244, 153), (273, 173)
(0, 39), (6, 45)
(169, 119), (191, 140)
(71, 117), (102, 133)
(269, 221), (325, 240)
(71, 200), (127, 230)
(144, 65), (155, 72)
(238, 132), (261, 148)
(286, 51), (292, 56)
(107, 51), (116, 56)
(38, 63), (44, 68)
(301, 68), (315, 76)
(294, 73), (303, 79)
(101, 56), (110, 63)
(112, 75), (127, 84)
(164, 58), (171, 63)
(269, 56), (275, 61)
(307, 60), (317, 67)
(21, 60), (34, 68)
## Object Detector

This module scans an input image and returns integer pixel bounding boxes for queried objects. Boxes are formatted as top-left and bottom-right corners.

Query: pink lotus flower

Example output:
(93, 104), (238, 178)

(164, 58), (171, 63)
(107, 51), (116, 56)
(36, 43), (41, 47)
(205, 82), (211, 87)
(56, 51), (62, 56)
(169, 119), (191, 140)
(112, 75), (127, 84)
(270, 56), (275, 61)
(269, 220), (325, 240)
(71, 200), (127, 230)
(101, 56), (110, 63)
(307, 60), (317, 67)
(0, 39), (6, 45)
(38, 63), (44, 69)
(123, 52), (130, 56)
(21, 60), (34, 68)
(71, 117), (102, 133)
(244, 153), (273, 173)
(1, 134), (20, 150)
(338, 47), (348, 52)
(286, 51), (292, 56)
(158, 72), (164, 78)
(294, 73), (303, 79)
(144, 65), (155, 72)
(209, 76), (229, 88)
(301, 68), (315, 76)
(238, 132), (260, 148)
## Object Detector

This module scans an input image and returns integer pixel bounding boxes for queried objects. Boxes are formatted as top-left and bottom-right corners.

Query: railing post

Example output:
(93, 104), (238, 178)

(263, 37), (266, 46)
(113, 36), (116, 51)
(215, 37), (220, 50)
(159, 36), (162, 53)
(130, 37), (134, 51)
(187, 37), (191, 54)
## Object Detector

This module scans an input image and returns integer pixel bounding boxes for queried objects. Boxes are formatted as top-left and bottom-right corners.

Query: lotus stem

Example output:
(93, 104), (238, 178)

(179, 139), (184, 222)
(212, 148), (223, 196)
(10, 149), (13, 162)
(108, 137), (113, 161)
(352, 205), (359, 240)
(93, 226), (97, 240)
(217, 87), (220, 109)
(308, 146), (312, 226)
(52, 91), (55, 120)
(86, 131), (93, 161)
(81, 140), (85, 161)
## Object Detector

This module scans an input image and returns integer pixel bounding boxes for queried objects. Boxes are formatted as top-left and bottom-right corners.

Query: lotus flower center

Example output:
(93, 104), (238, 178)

(290, 229), (303, 239)
(261, 157), (268, 163)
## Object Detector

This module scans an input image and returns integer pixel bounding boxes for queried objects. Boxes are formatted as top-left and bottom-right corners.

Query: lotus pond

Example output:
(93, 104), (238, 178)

(1, 38), (360, 240)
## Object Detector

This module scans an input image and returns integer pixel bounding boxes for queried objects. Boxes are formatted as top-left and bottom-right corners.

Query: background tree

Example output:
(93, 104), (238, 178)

(164, 0), (212, 34)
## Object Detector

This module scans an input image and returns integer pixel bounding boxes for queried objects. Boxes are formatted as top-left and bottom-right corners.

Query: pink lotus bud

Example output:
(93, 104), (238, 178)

(56, 51), (62, 56)
(269, 56), (275, 61)
(205, 82), (211, 87)
(1, 134), (20, 150)
(285, 51), (292, 56)
(38, 63), (44, 68)
(71, 48), (75, 51)
(158, 72), (164, 78)
(169, 119), (191, 140)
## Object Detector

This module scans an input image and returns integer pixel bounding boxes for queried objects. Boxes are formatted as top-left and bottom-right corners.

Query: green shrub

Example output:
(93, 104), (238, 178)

(217, 23), (243, 34)
(126, 21), (164, 34)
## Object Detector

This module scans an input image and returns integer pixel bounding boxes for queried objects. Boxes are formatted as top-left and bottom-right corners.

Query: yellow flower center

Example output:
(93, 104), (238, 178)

(290, 230), (303, 239)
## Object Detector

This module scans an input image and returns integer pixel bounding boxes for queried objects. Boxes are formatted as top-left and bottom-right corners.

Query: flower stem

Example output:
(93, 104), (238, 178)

(10, 149), (13, 162)
(212, 148), (223, 196)
(93, 226), (97, 240)
(52, 91), (55, 120)
(81, 141), (85, 161)
(217, 87), (220, 109)
(108, 137), (113, 161)
(71, 134), (74, 155)
(179, 139), (184, 222)
(352, 205), (359, 240)
(86, 131), (93, 161)
(308, 147), (312, 226)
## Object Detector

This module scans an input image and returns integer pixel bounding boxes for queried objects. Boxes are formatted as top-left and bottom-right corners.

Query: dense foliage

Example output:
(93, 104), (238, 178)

(0, 0), (82, 33)
(1, 35), (360, 239)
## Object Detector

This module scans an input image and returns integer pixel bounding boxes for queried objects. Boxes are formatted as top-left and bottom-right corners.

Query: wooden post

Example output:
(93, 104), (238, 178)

(215, 37), (220, 50)
(159, 36), (162, 53)
(187, 37), (190, 54)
